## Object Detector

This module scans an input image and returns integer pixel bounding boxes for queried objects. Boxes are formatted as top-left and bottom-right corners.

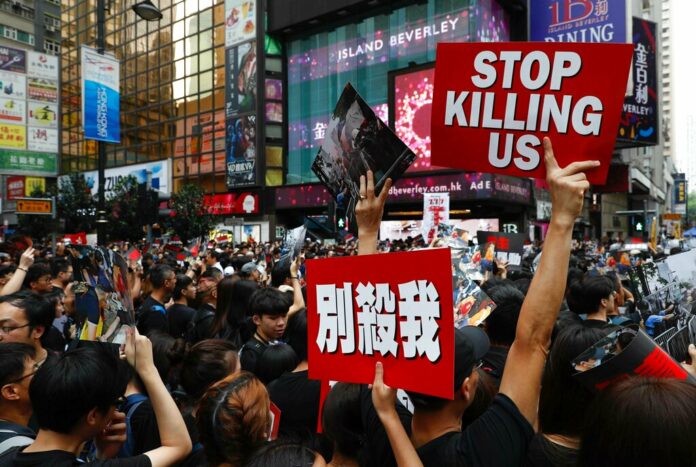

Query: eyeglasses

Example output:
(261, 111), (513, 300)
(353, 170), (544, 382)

(0, 324), (31, 335)
(474, 360), (484, 370)
(6, 361), (41, 384)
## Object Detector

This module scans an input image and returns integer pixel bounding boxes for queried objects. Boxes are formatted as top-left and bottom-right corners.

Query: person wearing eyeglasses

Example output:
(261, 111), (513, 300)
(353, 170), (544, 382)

(0, 292), (54, 367)
(0, 343), (38, 454)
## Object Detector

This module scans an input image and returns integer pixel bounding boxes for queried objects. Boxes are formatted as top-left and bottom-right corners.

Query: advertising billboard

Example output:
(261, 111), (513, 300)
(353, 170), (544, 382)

(81, 46), (120, 143)
(529, 0), (630, 43)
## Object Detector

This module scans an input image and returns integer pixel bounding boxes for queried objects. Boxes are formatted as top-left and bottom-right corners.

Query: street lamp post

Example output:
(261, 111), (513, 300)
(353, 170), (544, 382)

(94, 0), (161, 244)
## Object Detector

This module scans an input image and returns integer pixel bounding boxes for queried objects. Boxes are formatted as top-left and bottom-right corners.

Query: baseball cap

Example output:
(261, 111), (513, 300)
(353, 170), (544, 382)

(241, 262), (261, 274)
(223, 265), (235, 276)
(407, 326), (490, 407)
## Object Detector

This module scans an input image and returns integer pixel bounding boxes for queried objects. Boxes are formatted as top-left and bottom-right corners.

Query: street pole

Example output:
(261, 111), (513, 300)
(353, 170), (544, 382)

(96, 0), (106, 245)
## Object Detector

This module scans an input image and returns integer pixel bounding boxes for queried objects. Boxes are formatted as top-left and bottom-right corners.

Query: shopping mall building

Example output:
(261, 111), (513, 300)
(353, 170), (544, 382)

(0, 0), (675, 243)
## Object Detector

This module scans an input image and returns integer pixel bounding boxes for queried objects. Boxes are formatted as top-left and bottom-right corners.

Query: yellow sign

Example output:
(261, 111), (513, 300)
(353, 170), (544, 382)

(0, 124), (26, 149)
(16, 197), (53, 215)
(662, 213), (682, 220)
(24, 177), (45, 196)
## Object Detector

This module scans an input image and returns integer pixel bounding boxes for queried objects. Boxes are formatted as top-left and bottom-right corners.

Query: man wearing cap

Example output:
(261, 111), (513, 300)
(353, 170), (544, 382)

(357, 139), (595, 465)
(240, 261), (262, 282)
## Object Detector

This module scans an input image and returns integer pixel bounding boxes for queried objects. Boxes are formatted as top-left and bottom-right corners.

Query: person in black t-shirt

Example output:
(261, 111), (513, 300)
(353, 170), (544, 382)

(403, 139), (596, 466)
(0, 329), (191, 466)
(167, 275), (196, 339)
(239, 288), (288, 375)
(136, 265), (175, 336)
(186, 270), (219, 343)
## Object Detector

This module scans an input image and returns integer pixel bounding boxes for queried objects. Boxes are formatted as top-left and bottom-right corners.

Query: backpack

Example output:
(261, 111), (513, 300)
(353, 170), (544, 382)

(185, 308), (215, 344)
(116, 393), (149, 458)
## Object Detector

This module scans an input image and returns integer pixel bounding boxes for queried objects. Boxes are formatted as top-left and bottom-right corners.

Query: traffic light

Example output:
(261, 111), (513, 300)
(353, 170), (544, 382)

(630, 215), (645, 235)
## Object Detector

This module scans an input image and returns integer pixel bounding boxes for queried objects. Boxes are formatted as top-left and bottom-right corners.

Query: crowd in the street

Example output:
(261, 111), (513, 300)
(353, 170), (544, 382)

(0, 140), (695, 466)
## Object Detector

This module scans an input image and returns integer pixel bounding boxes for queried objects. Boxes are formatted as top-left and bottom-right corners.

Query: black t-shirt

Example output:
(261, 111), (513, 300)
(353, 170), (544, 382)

(416, 394), (534, 467)
(136, 296), (168, 337)
(167, 303), (196, 339)
(187, 304), (215, 343)
(41, 327), (66, 353)
(0, 447), (151, 466)
(267, 370), (320, 440)
(524, 434), (578, 467)
(239, 337), (268, 375)
(128, 400), (160, 456)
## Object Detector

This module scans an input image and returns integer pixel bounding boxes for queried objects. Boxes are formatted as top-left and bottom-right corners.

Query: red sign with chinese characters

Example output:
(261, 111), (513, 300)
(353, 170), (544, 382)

(431, 42), (633, 184)
(6, 176), (25, 200)
(306, 248), (454, 399)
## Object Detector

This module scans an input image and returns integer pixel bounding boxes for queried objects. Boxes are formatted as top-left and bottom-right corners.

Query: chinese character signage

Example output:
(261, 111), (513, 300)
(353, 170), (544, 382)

(27, 78), (58, 103)
(27, 127), (58, 153)
(617, 18), (658, 146)
(224, 0), (256, 47)
(6, 176), (25, 200)
(224, 42), (257, 118)
(0, 98), (26, 124)
(675, 180), (686, 205)
(0, 123), (26, 149)
(529, 0), (629, 43)
(307, 248), (455, 399)
(81, 46), (120, 143)
(0, 150), (57, 175)
(422, 193), (449, 242)
(27, 102), (58, 128)
(27, 52), (59, 80)
(431, 42), (633, 184)
(225, 114), (257, 188)
(0, 46), (26, 73)
(476, 231), (526, 267)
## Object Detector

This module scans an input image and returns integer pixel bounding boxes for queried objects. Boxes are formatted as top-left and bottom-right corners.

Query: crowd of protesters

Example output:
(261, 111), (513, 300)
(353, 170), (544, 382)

(0, 138), (695, 466)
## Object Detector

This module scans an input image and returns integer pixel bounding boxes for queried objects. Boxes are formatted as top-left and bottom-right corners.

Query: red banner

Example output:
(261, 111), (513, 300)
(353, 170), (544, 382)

(63, 232), (87, 245)
(6, 176), (25, 201)
(203, 193), (259, 215)
(306, 248), (455, 399)
(431, 42), (632, 184)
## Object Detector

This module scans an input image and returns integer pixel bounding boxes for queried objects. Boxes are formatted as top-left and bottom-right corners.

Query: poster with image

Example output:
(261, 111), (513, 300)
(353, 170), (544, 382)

(312, 83), (416, 232)
(224, 0), (256, 47)
(27, 102), (58, 128)
(225, 41), (257, 117)
(27, 127), (58, 153)
(0, 46), (26, 73)
(225, 114), (257, 188)
(0, 71), (26, 99)
(27, 77), (58, 102)
(0, 97), (25, 124)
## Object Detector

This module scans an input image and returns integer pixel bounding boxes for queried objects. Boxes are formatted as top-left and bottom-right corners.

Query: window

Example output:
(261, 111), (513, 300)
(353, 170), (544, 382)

(45, 39), (61, 55)
(44, 14), (61, 29)
(3, 26), (17, 40)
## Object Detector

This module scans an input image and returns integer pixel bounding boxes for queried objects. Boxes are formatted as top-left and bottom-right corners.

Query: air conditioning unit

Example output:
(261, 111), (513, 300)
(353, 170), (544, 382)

(46, 25), (55, 32)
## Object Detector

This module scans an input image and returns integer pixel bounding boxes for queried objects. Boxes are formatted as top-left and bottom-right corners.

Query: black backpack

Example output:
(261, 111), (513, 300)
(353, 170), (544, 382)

(185, 308), (215, 344)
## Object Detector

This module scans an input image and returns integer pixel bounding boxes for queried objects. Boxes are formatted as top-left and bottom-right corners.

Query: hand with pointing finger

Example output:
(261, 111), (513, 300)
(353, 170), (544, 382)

(543, 137), (598, 230)
(371, 361), (397, 418)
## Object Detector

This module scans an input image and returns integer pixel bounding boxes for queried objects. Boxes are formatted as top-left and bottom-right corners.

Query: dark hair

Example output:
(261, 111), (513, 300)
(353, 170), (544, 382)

(180, 339), (238, 401)
(200, 267), (222, 283)
(285, 308), (308, 361)
(322, 383), (365, 462)
(23, 262), (51, 289)
(149, 331), (188, 387)
(485, 285), (524, 346)
(512, 277), (531, 295)
(479, 276), (513, 296)
(29, 344), (130, 433)
(149, 264), (174, 289)
(539, 325), (611, 437)
(249, 287), (289, 318)
(255, 343), (298, 385)
(245, 440), (317, 467)
(172, 274), (193, 300)
(209, 279), (254, 337)
(567, 275), (615, 315)
(0, 264), (16, 279)
(270, 262), (291, 288)
(50, 257), (71, 278)
(0, 343), (35, 387)
(579, 377), (696, 467)
(0, 291), (54, 338)
(206, 250), (224, 262)
(196, 372), (269, 466)
(461, 368), (497, 428)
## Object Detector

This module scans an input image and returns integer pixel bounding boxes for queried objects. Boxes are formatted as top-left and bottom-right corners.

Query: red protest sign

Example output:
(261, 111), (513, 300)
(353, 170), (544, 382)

(306, 248), (454, 399)
(431, 42), (633, 184)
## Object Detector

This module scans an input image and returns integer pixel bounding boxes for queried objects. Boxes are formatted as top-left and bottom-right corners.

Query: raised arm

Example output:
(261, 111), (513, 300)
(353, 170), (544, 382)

(356, 170), (392, 256)
(0, 247), (34, 296)
(123, 328), (192, 466)
(287, 255), (305, 316)
(499, 138), (598, 425)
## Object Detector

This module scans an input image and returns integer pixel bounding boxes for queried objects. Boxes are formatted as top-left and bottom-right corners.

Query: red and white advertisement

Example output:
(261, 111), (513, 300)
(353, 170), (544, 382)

(431, 42), (633, 184)
(63, 232), (88, 245)
(6, 176), (25, 201)
(307, 248), (455, 399)
(203, 192), (259, 215)
(422, 193), (449, 243)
